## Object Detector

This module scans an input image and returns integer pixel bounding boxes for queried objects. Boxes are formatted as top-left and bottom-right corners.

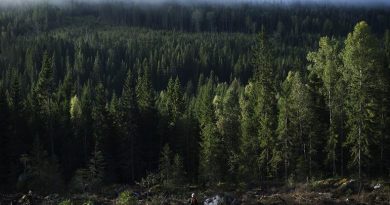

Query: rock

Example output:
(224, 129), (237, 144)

(203, 194), (240, 205)
(204, 195), (223, 205)
(373, 184), (381, 190)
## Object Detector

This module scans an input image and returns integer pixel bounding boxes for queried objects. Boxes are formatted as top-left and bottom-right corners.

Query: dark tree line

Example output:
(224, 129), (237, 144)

(0, 3), (389, 194)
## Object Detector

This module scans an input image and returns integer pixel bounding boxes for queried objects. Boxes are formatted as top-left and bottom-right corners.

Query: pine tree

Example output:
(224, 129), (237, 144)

(70, 95), (82, 121)
(197, 76), (224, 182)
(277, 72), (316, 181)
(80, 83), (93, 164)
(342, 21), (384, 179)
(7, 75), (27, 187)
(165, 77), (184, 125)
(118, 69), (139, 183)
(87, 150), (105, 188)
(92, 52), (103, 83)
(136, 67), (154, 112)
(289, 72), (317, 180)
(18, 137), (64, 194)
(159, 144), (172, 186)
(33, 51), (56, 157)
(276, 73), (293, 182)
(172, 154), (186, 185)
(135, 65), (158, 173)
(91, 83), (109, 181)
(215, 79), (241, 180)
(252, 30), (278, 178)
(0, 85), (10, 190)
(307, 37), (343, 176)
(239, 82), (260, 182)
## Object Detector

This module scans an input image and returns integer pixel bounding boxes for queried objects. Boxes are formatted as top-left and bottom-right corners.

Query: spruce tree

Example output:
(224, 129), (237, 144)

(307, 37), (343, 176)
(118, 69), (139, 182)
(0, 85), (10, 190)
(277, 72), (316, 181)
(165, 77), (184, 125)
(159, 144), (172, 187)
(197, 76), (224, 182)
(91, 83), (109, 182)
(215, 79), (241, 181)
(342, 21), (384, 179)
(33, 51), (56, 157)
(252, 30), (278, 178)
(239, 82), (260, 182)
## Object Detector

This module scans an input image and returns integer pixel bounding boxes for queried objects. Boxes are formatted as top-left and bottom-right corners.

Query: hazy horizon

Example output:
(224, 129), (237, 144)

(1, 0), (389, 7)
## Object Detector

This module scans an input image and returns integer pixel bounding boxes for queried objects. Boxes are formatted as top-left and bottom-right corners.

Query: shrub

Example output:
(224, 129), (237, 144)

(82, 200), (95, 205)
(136, 172), (160, 189)
(59, 199), (73, 205)
(117, 190), (137, 205)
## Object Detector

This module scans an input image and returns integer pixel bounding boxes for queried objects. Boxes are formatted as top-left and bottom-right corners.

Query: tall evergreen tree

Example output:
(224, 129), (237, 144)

(0, 85), (10, 190)
(117, 69), (139, 182)
(33, 51), (56, 157)
(252, 30), (278, 178)
(239, 82), (260, 182)
(165, 77), (184, 126)
(197, 76), (224, 182)
(342, 21), (384, 179)
(92, 52), (103, 83)
(135, 66), (158, 172)
(276, 72), (317, 181)
(215, 79), (241, 181)
(7, 75), (27, 188)
(159, 144), (173, 187)
(92, 83), (110, 182)
(307, 37), (344, 176)
(136, 67), (154, 112)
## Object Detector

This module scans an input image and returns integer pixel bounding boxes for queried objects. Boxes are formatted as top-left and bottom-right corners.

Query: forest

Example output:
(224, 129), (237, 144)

(0, 1), (390, 203)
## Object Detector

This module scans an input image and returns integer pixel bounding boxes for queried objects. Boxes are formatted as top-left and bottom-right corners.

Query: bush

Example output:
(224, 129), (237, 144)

(136, 172), (160, 189)
(82, 200), (95, 205)
(17, 140), (65, 194)
(117, 190), (137, 205)
(59, 199), (73, 205)
(69, 168), (89, 193)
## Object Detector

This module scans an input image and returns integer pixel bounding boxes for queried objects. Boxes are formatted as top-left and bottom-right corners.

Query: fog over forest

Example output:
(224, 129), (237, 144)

(1, 0), (389, 7)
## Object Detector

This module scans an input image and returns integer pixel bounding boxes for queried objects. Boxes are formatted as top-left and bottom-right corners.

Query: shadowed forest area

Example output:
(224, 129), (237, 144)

(0, 1), (390, 204)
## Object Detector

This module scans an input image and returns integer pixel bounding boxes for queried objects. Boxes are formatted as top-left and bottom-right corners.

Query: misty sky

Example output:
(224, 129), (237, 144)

(0, 0), (389, 7)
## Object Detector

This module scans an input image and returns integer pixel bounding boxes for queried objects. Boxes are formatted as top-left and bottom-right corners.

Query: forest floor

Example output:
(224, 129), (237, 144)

(1, 178), (390, 204)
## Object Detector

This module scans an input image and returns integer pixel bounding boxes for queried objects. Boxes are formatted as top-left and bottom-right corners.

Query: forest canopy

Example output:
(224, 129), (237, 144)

(0, 2), (389, 193)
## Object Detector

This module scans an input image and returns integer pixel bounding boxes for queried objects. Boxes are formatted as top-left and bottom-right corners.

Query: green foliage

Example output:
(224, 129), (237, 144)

(70, 95), (82, 120)
(136, 172), (160, 190)
(1, 3), (390, 191)
(88, 150), (105, 187)
(252, 30), (278, 178)
(275, 71), (318, 181)
(17, 137), (64, 194)
(159, 144), (172, 186)
(238, 82), (260, 182)
(164, 77), (184, 125)
(82, 200), (95, 205)
(307, 36), (344, 176)
(215, 80), (241, 180)
(117, 190), (137, 205)
(136, 67), (154, 112)
(116, 69), (139, 183)
(172, 154), (186, 185)
(70, 150), (106, 192)
(59, 199), (73, 205)
(158, 144), (186, 187)
(342, 21), (384, 178)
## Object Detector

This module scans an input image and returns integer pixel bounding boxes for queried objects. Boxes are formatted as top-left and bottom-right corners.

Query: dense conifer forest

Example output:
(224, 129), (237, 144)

(0, 1), (390, 197)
